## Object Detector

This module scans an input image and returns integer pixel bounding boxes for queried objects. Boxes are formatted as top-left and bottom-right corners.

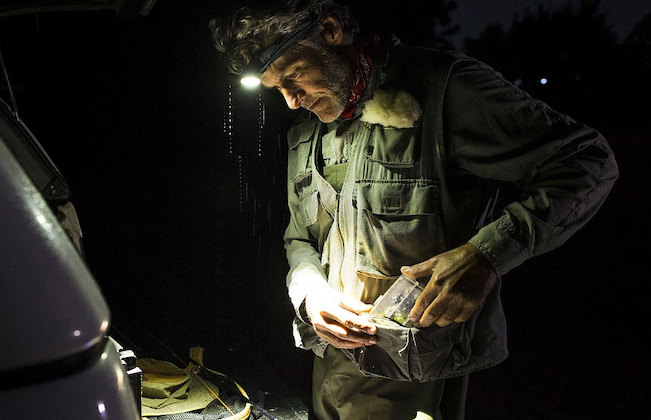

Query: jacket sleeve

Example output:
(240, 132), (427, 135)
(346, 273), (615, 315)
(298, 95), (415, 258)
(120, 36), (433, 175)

(283, 197), (330, 315)
(283, 124), (331, 316)
(443, 59), (619, 275)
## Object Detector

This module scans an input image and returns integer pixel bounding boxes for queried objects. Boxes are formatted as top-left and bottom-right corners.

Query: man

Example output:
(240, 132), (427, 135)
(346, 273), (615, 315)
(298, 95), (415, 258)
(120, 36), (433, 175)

(210, 1), (618, 419)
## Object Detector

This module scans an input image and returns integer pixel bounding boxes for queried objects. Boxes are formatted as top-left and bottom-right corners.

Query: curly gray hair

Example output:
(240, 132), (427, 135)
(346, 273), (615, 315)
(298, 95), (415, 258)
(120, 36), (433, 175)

(209, 0), (359, 75)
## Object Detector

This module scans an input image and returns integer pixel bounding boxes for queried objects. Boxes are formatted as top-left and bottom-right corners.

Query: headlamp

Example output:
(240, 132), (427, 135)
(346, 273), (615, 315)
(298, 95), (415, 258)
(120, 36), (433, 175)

(240, 17), (321, 88)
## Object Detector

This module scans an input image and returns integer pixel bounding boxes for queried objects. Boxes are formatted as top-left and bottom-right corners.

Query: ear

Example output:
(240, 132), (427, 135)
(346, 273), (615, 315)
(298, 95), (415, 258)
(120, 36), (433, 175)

(320, 16), (344, 46)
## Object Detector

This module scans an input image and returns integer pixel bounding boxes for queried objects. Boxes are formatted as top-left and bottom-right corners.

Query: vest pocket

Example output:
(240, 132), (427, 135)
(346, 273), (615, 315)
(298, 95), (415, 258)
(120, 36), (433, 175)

(342, 313), (476, 382)
(354, 180), (444, 277)
(342, 315), (412, 381)
(409, 322), (467, 381)
(297, 185), (319, 227)
(365, 125), (418, 167)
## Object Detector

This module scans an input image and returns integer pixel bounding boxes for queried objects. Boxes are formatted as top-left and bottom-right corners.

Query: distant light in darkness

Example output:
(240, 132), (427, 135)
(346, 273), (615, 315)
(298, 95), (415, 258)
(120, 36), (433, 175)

(540, 77), (548, 85)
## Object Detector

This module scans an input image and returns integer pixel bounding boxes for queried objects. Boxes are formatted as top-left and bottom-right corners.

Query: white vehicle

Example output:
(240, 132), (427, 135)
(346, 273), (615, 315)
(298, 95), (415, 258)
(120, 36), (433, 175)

(0, 91), (141, 419)
(0, 3), (154, 415)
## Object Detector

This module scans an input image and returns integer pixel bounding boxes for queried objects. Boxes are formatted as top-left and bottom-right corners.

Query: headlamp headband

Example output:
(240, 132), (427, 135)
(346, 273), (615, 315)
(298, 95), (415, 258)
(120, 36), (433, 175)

(247, 16), (321, 77)
(240, 1), (335, 87)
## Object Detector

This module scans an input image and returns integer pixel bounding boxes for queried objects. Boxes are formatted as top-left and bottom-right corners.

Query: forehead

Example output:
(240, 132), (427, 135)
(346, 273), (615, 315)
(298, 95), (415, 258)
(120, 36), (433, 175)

(259, 45), (319, 87)
(259, 56), (293, 87)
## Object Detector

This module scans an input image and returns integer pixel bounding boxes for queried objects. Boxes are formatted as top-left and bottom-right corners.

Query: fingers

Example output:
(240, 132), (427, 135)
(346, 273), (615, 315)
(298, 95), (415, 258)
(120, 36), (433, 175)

(309, 291), (377, 334)
(401, 261), (434, 279)
(409, 281), (442, 325)
(409, 282), (473, 328)
(420, 304), (456, 328)
(338, 296), (377, 334)
(339, 294), (374, 314)
(314, 322), (377, 348)
(417, 297), (477, 328)
(326, 305), (377, 336)
(414, 293), (448, 327)
(403, 245), (496, 328)
(454, 305), (476, 324)
(310, 310), (377, 348)
(304, 291), (378, 349)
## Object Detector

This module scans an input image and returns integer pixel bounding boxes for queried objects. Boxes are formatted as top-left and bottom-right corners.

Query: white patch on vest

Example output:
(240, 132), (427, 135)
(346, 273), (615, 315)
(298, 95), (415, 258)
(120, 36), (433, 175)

(360, 89), (422, 129)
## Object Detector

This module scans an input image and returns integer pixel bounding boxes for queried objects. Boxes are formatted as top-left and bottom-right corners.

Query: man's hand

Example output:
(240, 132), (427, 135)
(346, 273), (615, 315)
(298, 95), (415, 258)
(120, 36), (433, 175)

(403, 243), (497, 328)
(304, 289), (377, 349)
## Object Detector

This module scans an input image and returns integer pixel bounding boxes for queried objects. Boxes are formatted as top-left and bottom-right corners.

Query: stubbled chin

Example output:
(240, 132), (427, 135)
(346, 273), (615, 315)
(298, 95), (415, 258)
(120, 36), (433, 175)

(312, 101), (346, 123)
(304, 104), (337, 123)
(316, 112), (339, 123)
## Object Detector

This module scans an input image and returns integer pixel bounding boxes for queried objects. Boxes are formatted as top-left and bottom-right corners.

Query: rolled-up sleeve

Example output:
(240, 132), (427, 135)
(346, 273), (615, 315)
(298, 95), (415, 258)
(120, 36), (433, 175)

(444, 59), (619, 275)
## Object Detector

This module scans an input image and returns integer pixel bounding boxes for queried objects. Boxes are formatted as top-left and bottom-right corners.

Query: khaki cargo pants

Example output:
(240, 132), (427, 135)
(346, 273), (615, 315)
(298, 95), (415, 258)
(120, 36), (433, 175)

(312, 346), (468, 420)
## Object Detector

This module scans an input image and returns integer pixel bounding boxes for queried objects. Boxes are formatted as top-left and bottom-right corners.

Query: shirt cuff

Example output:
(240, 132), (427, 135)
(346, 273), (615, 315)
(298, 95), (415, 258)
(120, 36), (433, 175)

(468, 214), (531, 276)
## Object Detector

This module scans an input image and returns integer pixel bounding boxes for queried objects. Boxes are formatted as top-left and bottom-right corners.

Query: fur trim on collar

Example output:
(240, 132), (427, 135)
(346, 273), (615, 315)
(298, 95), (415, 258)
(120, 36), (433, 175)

(360, 89), (422, 129)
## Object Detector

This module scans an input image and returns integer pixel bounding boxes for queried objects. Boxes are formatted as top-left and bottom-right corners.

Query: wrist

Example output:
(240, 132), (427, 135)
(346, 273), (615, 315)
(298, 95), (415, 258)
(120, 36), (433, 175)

(299, 298), (312, 326)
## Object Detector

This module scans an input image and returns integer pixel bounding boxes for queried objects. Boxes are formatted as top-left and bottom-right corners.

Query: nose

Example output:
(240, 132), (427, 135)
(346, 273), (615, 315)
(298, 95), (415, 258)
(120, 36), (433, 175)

(279, 87), (304, 110)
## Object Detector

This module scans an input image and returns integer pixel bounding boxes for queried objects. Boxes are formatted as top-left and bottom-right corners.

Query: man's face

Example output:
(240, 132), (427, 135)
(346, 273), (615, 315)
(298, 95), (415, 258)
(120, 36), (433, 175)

(260, 41), (353, 123)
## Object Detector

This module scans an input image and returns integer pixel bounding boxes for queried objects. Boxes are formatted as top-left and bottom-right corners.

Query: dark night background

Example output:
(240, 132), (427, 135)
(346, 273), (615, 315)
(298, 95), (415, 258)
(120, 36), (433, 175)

(1, 0), (649, 418)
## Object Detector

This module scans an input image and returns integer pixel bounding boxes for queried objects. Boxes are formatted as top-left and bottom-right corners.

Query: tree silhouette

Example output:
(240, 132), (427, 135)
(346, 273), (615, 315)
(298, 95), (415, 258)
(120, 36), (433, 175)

(350, 0), (459, 50)
(462, 0), (627, 122)
(625, 13), (651, 68)
(619, 13), (651, 116)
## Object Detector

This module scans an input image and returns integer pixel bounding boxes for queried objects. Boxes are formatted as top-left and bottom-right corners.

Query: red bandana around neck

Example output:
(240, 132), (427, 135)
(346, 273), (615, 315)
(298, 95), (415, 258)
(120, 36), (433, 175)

(339, 34), (379, 119)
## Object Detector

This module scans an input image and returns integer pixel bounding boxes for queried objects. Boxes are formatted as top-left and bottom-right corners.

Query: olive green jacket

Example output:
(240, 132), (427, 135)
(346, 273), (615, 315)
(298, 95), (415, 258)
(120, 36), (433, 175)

(283, 45), (618, 381)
